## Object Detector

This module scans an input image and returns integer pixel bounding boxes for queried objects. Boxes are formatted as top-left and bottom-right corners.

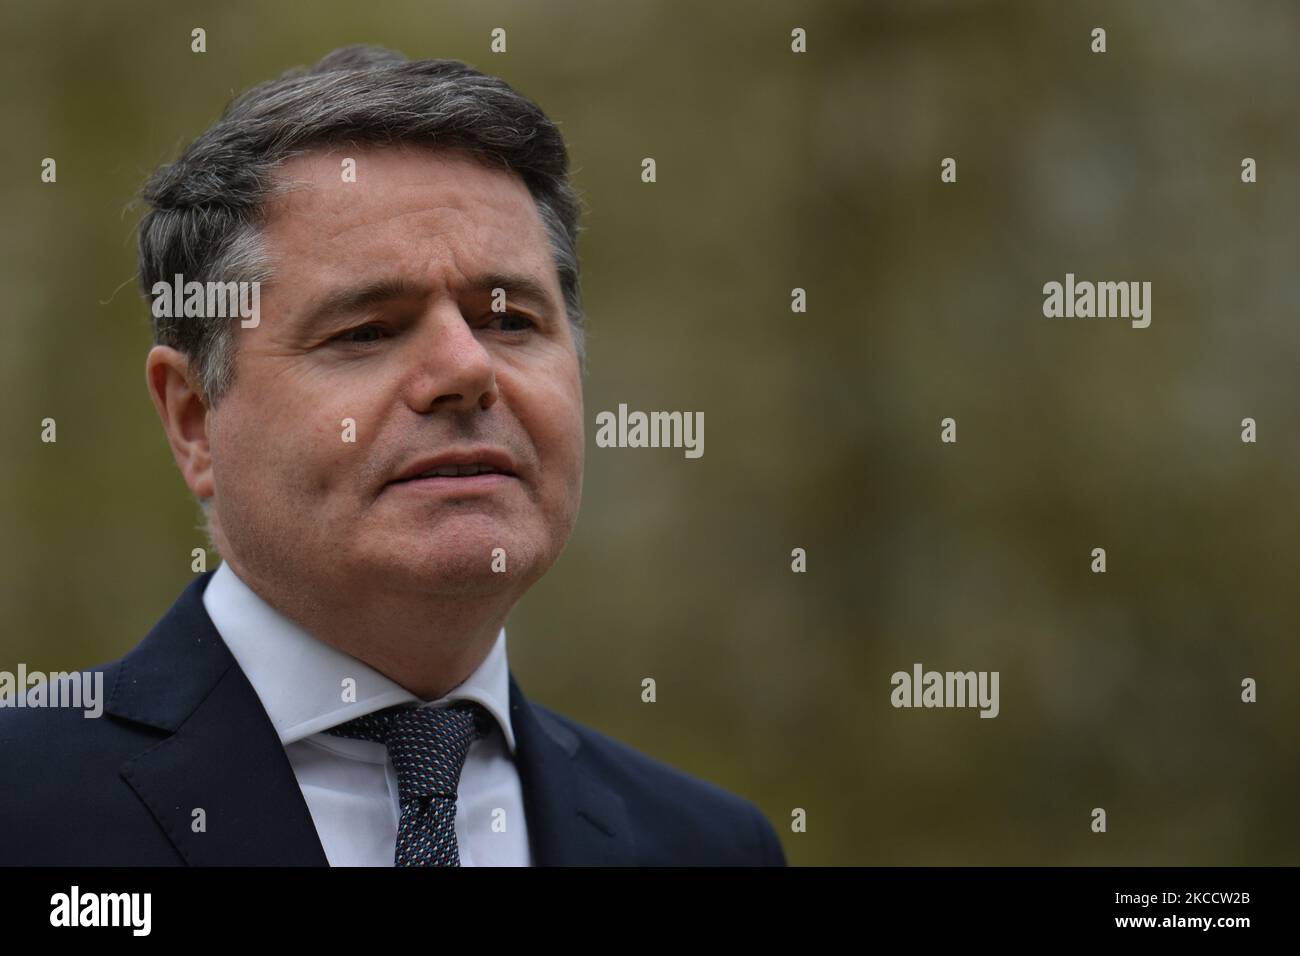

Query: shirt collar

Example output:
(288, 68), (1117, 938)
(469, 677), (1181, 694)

(200, 560), (517, 753)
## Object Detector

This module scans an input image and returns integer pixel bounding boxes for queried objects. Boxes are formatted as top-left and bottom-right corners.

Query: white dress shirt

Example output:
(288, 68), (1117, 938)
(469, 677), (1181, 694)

(201, 560), (532, 866)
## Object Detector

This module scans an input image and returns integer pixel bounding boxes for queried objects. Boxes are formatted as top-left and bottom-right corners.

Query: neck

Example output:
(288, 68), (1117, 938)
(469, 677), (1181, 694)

(219, 556), (515, 701)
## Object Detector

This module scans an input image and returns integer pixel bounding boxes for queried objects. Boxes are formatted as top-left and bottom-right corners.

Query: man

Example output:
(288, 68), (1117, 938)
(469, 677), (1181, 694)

(0, 45), (786, 866)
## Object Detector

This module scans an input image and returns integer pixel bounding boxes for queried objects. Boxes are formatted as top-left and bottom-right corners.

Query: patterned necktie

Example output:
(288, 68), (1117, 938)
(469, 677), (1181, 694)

(326, 701), (491, 866)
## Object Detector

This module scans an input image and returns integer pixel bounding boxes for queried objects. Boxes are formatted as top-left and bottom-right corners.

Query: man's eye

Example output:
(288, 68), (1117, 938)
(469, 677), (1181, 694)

(490, 311), (537, 333)
(336, 324), (386, 344)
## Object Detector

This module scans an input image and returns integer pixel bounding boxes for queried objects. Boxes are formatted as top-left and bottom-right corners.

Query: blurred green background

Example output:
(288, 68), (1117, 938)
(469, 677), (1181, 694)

(2, 0), (1298, 864)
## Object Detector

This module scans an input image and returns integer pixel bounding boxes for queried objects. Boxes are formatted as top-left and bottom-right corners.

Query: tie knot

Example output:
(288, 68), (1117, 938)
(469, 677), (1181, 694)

(326, 701), (490, 801)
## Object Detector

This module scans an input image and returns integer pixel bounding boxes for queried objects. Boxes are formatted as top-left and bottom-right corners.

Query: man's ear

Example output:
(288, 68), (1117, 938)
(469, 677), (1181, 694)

(145, 346), (215, 500)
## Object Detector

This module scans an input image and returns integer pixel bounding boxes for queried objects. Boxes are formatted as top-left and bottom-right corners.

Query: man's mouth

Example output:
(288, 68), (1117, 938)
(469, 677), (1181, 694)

(386, 447), (520, 489)
(384, 447), (522, 496)
(384, 452), (520, 497)
(396, 464), (513, 480)
(386, 467), (517, 497)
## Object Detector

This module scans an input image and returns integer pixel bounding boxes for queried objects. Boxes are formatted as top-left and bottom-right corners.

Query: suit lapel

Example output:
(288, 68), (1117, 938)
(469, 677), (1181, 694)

(508, 673), (634, 865)
(109, 572), (329, 865)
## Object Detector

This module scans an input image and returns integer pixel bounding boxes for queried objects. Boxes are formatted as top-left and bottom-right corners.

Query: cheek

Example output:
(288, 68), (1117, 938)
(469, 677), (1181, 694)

(212, 425), (288, 514)
(542, 391), (586, 519)
(533, 377), (584, 474)
(217, 396), (359, 504)
(293, 373), (394, 490)
(304, 408), (379, 502)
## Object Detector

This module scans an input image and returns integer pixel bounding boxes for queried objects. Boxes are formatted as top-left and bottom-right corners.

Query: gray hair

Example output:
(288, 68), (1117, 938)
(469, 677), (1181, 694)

(138, 44), (587, 413)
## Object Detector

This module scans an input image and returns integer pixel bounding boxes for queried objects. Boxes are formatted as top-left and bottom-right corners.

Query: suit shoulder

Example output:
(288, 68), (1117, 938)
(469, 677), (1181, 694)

(0, 657), (152, 774)
(0, 658), (122, 744)
(528, 701), (786, 865)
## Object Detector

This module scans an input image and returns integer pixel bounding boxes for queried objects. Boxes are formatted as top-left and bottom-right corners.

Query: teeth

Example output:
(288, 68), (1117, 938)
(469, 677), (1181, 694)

(415, 464), (500, 478)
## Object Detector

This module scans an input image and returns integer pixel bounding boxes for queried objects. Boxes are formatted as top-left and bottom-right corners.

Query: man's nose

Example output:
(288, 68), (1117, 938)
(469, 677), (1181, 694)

(404, 304), (499, 413)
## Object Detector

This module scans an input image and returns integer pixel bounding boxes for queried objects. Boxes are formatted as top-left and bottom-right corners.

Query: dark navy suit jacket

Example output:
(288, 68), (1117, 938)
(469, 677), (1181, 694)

(0, 571), (787, 866)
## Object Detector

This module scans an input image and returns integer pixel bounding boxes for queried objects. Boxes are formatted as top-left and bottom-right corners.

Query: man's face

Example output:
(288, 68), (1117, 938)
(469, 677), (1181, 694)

(206, 144), (584, 600)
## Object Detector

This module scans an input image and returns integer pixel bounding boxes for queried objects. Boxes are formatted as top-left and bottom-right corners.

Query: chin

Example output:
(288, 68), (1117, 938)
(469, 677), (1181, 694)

(381, 539), (546, 597)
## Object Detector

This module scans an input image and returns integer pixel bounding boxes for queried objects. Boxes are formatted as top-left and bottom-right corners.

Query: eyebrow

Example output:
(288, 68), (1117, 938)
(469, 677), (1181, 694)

(294, 271), (557, 333)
